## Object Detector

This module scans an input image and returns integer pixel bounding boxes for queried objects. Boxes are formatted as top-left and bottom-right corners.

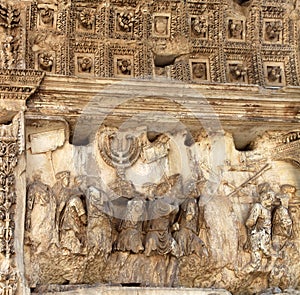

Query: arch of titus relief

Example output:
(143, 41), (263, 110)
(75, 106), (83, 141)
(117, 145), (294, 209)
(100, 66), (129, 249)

(0, 0), (299, 294)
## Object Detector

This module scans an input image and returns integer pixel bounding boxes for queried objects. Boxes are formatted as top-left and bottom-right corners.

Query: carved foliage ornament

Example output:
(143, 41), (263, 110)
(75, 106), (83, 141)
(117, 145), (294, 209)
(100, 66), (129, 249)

(114, 56), (134, 77)
(0, 3), (20, 29)
(191, 16), (208, 39)
(38, 53), (54, 72)
(228, 63), (247, 83)
(117, 58), (132, 75)
(264, 20), (282, 43)
(78, 8), (95, 30)
(117, 11), (134, 32)
(0, 2), (21, 69)
(0, 115), (21, 294)
(38, 6), (55, 27)
(78, 56), (93, 73)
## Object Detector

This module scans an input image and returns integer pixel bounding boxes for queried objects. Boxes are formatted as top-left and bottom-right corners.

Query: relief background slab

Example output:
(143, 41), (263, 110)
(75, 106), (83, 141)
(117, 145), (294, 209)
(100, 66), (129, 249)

(0, 0), (299, 294)
(22, 79), (300, 295)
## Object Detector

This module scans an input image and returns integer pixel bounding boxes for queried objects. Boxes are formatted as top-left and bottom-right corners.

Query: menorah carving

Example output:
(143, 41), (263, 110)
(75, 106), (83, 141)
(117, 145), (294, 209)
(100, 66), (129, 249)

(98, 127), (141, 176)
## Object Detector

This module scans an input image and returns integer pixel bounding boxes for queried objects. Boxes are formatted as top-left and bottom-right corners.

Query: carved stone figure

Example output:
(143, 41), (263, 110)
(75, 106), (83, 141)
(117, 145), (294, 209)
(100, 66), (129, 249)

(144, 198), (179, 257)
(115, 198), (145, 253)
(272, 184), (294, 252)
(52, 171), (71, 231)
(59, 191), (87, 254)
(26, 177), (56, 253)
(244, 183), (275, 271)
(173, 198), (208, 258)
(86, 186), (112, 257)
(109, 176), (137, 199)
(267, 185), (295, 288)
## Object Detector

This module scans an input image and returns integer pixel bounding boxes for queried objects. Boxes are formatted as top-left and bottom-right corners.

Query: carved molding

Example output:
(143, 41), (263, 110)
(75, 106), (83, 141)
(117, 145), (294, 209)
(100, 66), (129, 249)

(272, 132), (300, 167)
(25, 77), (300, 150)
(0, 69), (44, 101)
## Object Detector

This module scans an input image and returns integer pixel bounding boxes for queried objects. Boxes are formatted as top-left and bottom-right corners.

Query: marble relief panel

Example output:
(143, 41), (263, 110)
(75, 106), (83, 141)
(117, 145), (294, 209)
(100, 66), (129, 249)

(24, 117), (300, 294)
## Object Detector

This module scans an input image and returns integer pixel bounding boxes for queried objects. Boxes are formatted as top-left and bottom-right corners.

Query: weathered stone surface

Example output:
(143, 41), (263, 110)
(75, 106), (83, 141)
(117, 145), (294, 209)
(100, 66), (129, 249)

(0, 0), (299, 295)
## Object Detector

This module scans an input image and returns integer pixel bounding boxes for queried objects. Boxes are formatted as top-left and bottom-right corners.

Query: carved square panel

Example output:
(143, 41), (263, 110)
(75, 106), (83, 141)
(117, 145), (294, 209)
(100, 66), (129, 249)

(227, 62), (248, 83)
(190, 16), (208, 39)
(227, 19), (245, 41)
(263, 62), (285, 86)
(75, 54), (94, 76)
(115, 10), (135, 34)
(152, 13), (171, 38)
(37, 4), (57, 29)
(76, 8), (96, 33)
(35, 52), (55, 73)
(263, 19), (283, 44)
(114, 55), (134, 77)
(189, 59), (210, 82)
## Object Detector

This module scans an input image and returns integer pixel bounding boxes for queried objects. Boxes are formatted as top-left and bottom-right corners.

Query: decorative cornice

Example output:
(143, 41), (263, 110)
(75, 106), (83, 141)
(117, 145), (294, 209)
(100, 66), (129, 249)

(0, 69), (44, 101)
(25, 76), (300, 148)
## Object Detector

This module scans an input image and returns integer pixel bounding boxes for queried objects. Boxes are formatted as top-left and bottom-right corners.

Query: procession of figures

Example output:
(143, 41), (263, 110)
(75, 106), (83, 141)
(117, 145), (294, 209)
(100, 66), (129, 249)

(21, 125), (300, 294)
(25, 170), (209, 259)
(24, 167), (300, 288)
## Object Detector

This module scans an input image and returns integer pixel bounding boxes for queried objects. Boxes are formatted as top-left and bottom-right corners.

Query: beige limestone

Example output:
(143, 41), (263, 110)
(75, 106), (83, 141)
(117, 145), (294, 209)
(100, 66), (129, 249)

(0, 0), (299, 294)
